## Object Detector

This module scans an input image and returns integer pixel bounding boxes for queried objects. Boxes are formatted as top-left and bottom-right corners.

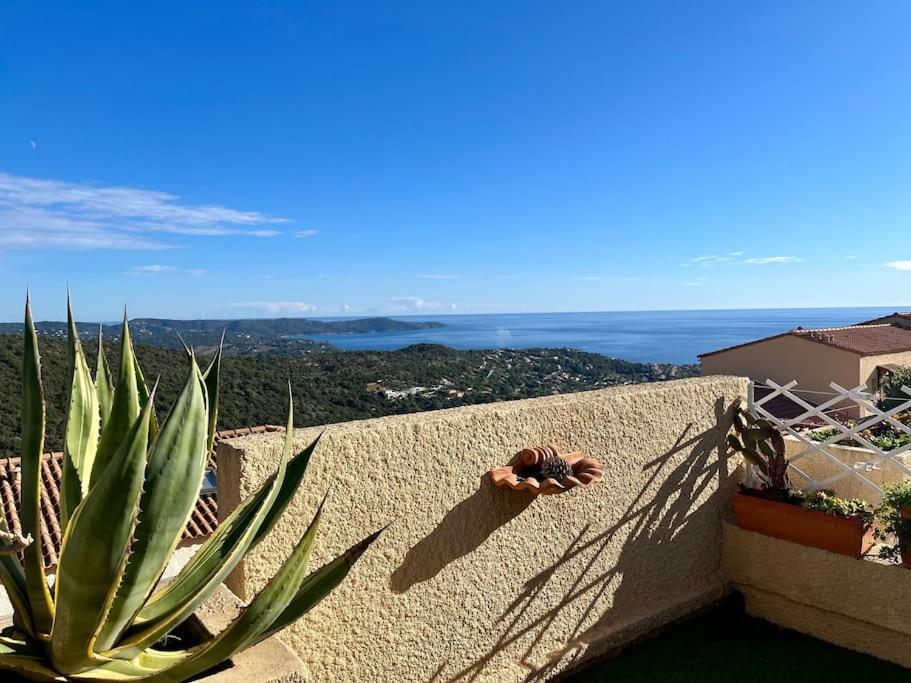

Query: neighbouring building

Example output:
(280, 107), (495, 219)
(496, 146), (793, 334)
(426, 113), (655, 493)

(699, 324), (911, 413)
(858, 311), (911, 329)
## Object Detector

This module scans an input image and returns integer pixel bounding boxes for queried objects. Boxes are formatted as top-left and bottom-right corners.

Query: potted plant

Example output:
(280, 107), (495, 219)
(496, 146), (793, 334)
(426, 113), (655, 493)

(875, 481), (911, 567)
(728, 406), (874, 558)
(0, 295), (386, 681)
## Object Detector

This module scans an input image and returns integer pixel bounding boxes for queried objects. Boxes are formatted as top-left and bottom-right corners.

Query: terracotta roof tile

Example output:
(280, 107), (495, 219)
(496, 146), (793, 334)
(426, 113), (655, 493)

(792, 324), (911, 355)
(700, 324), (911, 358)
(0, 425), (283, 571)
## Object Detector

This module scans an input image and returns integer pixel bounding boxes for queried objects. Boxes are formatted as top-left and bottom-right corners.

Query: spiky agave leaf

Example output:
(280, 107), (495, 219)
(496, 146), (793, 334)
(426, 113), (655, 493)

(201, 335), (223, 456)
(95, 354), (209, 652)
(21, 294), (55, 638)
(133, 434), (320, 631)
(0, 295), (388, 682)
(95, 326), (114, 435)
(0, 638), (65, 683)
(92, 312), (142, 489)
(60, 296), (101, 529)
(149, 499), (328, 683)
(251, 524), (385, 648)
(106, 389), (295, 660)
(49, 388), (154, 675)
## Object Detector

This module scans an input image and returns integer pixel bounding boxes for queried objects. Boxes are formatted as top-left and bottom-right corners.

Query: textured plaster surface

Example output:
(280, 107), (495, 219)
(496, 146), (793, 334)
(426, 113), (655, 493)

(783, 437), (905, 505)
(723, 521), (911, 667)
(192, 585), (305, 682)
(218, 376), (747, 682)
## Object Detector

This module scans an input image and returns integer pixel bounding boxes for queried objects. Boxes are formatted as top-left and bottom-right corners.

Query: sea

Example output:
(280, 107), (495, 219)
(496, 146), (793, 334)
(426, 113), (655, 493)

(300, 307), (903, 365)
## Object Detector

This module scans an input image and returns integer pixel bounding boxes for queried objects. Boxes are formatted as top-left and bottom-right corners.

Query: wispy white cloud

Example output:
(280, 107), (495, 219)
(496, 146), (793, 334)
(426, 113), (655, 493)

(416, 274), (460, 280)
(681, 254), (732, 267)
(0, 172), (290, 250)
(885, 260), (911, 271)
(386, 296), (456, 312)
(124, 265), (207, 276)
(228, 301), (319, 314)
(743, 256), (802, 265)
(682, 252), (802, 267)
(295, 229), (318, 238)
(684, 277), (710, 287)
(575, 275), (647, 283)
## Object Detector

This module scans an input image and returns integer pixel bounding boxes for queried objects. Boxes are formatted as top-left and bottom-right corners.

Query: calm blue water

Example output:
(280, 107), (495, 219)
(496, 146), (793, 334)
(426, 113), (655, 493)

(301, 307), (903, 364)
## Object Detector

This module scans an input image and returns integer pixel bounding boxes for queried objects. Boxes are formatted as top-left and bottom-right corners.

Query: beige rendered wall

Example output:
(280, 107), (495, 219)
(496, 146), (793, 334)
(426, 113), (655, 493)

(723, 522), (911, 668)
(859, 350), (911, 392)
(781, 437), (909, 505)
(701, 335), (860, 398)
(217, 376), (748, 682)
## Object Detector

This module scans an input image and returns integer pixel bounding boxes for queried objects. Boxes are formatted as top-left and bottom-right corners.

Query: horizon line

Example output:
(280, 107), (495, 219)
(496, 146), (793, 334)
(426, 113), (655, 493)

(13, 302), (911, 325)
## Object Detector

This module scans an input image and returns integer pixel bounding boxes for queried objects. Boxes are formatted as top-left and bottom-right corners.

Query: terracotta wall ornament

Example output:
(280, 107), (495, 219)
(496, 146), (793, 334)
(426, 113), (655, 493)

(488, 445), (604, 495)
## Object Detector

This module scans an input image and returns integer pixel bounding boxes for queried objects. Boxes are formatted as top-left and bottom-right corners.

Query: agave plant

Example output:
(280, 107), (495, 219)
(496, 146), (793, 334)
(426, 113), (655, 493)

(0, 296), (382, 682)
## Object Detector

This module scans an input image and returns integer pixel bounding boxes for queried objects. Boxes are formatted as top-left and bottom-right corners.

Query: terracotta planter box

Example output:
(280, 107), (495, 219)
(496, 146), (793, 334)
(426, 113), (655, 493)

(732, 491), (874, 559)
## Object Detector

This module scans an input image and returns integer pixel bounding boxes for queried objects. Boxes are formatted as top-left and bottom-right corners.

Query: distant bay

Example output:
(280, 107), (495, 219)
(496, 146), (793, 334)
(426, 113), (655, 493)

(296, 307), (903, 364)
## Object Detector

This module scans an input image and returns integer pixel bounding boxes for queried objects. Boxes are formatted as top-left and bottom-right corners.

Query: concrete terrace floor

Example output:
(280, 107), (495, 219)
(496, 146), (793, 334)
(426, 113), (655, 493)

(566, 594), (906, 682)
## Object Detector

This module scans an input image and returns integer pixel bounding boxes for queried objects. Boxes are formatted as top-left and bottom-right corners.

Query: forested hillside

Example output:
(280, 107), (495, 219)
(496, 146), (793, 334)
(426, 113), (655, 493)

(0, 316), (444, 353)
(0, 336), (697, 457)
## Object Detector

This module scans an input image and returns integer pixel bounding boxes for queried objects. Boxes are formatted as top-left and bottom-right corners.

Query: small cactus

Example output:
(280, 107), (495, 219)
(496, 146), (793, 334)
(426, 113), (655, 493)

(727, 403), (790, 492)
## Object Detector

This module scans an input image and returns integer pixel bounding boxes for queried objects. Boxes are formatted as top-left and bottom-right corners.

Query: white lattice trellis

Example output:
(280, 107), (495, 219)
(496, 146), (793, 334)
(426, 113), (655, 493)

(748, 379), (911, 499)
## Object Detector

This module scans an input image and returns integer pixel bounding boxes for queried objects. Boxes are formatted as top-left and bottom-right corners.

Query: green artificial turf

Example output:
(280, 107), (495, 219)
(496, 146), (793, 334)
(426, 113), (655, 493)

(570, 594), (907, 682)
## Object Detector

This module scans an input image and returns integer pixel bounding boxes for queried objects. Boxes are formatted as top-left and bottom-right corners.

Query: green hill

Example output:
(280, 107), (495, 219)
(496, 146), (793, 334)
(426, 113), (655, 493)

(0, 337), (696, 457)
(0, 316), (445, 352)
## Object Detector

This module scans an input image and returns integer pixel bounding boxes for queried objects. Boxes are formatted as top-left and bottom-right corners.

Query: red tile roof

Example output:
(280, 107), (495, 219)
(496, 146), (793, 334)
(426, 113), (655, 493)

(700, 324), (911, 358)
(858, 312), (911, 328)
(0, 425), (282, 570)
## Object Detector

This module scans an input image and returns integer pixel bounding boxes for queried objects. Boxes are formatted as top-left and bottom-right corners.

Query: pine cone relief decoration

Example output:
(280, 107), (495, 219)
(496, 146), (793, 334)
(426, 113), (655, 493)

(540, 453), (573, 482)
(488, 444), (604, 495)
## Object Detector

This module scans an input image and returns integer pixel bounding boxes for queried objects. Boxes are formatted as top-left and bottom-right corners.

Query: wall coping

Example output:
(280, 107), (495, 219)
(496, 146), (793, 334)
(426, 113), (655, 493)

(219, 375), (748, 447)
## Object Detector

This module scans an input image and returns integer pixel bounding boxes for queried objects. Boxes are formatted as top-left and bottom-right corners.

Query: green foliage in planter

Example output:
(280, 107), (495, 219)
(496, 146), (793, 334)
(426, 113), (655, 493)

(800, 490), (873, 524)
(877, 366), (911, 410)
(807, 418), (911, 452)
(727, 403), (791, 494)
(875, 480), (911, 563)
(0, 295), (384, 682)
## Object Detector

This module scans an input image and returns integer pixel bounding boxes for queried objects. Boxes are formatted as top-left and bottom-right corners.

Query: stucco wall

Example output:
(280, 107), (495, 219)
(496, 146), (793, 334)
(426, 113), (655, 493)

(858, 350), (911, 391)
(217, 375), (748, 682)
(700, 335), (860, 399)
(723, 521), (911, 668)
(782, 437), (910, 505)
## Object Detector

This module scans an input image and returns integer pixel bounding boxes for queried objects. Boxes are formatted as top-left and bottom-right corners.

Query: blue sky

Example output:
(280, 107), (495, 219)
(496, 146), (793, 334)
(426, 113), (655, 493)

(1, 1), (910, 321)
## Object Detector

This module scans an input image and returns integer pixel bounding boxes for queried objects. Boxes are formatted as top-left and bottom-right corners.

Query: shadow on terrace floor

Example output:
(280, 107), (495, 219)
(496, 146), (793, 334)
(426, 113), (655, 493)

(439, 395), (738, 682)
(562, 592), (908, 682)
